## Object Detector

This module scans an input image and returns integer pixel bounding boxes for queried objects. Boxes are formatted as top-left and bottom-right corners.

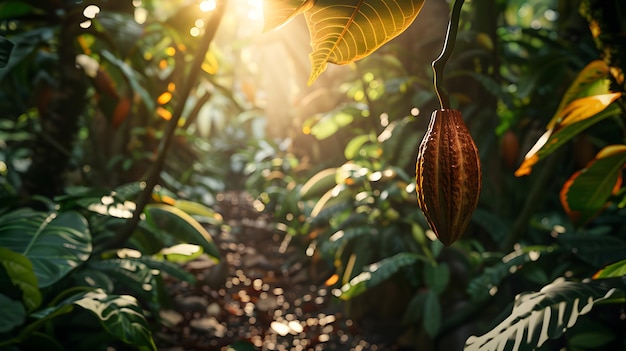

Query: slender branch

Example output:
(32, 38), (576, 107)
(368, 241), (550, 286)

(432, 0), (465, 110)
(501, 152), (560, 251)
(102, 1), (228, 251)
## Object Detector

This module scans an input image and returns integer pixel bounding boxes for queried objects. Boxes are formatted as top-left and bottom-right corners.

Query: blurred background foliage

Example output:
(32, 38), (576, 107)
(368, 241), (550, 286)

(1, 0), (626, 350)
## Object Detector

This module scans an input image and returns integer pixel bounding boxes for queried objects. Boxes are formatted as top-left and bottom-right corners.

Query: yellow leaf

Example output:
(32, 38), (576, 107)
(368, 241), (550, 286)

(304, 0), (425, 85)
(263, 0), (314, 31)
(558, 93), (622, 126)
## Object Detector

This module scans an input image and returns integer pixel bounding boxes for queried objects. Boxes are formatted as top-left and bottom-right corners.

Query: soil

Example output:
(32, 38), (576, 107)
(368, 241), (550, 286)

(155, 192), (398, 351)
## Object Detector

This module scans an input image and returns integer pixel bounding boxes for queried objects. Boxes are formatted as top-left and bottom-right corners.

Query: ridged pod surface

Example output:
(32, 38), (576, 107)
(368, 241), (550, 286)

(416, 109), (482, 246)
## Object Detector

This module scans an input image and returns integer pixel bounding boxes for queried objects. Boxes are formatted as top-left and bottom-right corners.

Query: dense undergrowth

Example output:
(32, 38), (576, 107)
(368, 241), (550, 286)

(1, 0), (626, 350)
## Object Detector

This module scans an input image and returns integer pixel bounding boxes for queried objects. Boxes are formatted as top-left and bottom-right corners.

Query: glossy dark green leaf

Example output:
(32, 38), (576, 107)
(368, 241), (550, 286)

(0, 247), (41, 311)
(144, 203), (220, 260)
(0, 293), (25, 332)
(423, 289), (441, 337)
(339, 252), (428, 300)
(558, 234), (626, 268)
(465, 278), (625, 351)
(467, 246), (557, 300)
(0, 209), (92, 288)
(139, 255), (195, 284)
(560, 145), (626, 225)
(423, 263), (449, 294)
(73, 289), (156, 351)
(0, 2), (37, 20)
(87, 259), (157, 305)
(101, 50), (155, 113)
(0, 36), (14, 68)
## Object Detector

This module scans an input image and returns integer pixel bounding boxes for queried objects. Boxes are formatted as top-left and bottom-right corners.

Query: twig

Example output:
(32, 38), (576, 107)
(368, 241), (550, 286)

(102, 1), (228, 251)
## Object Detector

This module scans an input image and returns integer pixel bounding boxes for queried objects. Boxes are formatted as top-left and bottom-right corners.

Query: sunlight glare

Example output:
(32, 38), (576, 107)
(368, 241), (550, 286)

(200, 0), (216, 12)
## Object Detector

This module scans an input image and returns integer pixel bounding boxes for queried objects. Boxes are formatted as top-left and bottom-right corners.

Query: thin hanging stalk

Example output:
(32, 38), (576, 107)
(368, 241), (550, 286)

(432, 0), (465, 110)
(102, 1), (228, 251)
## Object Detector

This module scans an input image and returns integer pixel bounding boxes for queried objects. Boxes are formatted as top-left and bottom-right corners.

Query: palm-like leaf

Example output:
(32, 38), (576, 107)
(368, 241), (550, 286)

(464, 278), (625, 351)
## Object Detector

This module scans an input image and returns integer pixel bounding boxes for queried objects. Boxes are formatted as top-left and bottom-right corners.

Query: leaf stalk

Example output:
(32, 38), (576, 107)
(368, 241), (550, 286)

(432, 0), (465, 110)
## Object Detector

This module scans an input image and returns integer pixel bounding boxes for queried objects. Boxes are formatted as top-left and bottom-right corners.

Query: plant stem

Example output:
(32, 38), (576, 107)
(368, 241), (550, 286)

(102, 1), (227, 251)
(501, 151), (560, 251)
(432, 0), (465, 110)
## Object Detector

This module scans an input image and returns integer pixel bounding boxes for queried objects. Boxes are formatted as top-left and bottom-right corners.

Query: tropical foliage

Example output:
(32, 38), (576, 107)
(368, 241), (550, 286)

(1, 0), (626, 350)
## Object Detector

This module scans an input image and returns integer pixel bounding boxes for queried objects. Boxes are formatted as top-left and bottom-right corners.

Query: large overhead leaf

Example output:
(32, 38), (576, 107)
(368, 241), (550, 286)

(263, 0), (312, 31)
(0, 209), (92, 288)
(560, 145), (626, 225)
(464, 278), (625, 351)
(264, 0), (425, 85)
(305, 0), (425, 84)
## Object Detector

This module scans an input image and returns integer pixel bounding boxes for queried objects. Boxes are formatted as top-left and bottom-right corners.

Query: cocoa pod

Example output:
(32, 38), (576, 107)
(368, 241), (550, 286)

(415, 109), (482, 246)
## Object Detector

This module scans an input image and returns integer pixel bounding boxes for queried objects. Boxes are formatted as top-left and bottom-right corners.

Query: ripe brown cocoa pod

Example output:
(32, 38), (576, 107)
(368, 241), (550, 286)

(415, 109), (482, 246)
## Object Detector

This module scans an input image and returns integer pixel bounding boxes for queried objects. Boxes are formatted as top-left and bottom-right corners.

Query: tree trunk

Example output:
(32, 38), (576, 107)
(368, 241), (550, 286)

(21, 19), (86, 198)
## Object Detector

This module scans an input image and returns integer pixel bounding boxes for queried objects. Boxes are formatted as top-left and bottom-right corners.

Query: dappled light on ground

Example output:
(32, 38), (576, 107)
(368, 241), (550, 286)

(157, 192), (394, 351)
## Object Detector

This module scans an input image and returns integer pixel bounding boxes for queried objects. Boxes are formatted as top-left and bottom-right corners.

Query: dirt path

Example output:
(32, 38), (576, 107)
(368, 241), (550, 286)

(156, 192), (392, 351)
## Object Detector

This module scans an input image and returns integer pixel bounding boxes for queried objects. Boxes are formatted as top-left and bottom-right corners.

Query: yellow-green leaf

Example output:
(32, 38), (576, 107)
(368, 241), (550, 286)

(263, 0), (313, 31)
(515, 60), (621, 177)
(303, 0), (425, 85)
(515, 96), (621, 177)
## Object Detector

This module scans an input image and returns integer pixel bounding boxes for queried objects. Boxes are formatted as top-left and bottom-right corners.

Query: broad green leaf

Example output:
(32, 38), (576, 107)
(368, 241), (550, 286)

(100, 50), (155, 113)
(263, 0), (312, 31)
(87, 259), (156, 305)
(345, 134), (375, 159)
(471, 208), (511, 243)
(464, 278), (624, 351)
(93, 12), (143, 58)
(558, 234), (626, 268)
(0, 209), (92, 288)
(299, 167), (338, 200)
(423, 263), (449, 294)
(154, 243), (204, 264)
(303, 0), (426, 84)
(144, 203), (220, 260)
(423, 289), (441, 337)
(0, 247), (41, 311)
(560, 145), (626, 225)
(593, 259), (626, 279)
(515, 101), (621, 177)
(467, 246), (557, 300)
(140, 254), (196, 283)
(308, 104), (366, 140)
(338, 252), (428, 300)
(0, 293), (25, 333)
(73, 289), (156, 351)
(0, 2), (37, 20)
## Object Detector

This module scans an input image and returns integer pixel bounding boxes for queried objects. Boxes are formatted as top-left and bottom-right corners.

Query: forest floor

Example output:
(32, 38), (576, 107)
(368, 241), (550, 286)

(155, 192), (399, 351)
